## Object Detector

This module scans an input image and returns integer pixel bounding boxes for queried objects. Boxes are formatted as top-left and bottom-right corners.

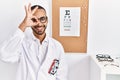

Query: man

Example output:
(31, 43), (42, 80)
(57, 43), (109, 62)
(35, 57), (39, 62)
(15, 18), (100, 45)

(0, 3), (68, 80)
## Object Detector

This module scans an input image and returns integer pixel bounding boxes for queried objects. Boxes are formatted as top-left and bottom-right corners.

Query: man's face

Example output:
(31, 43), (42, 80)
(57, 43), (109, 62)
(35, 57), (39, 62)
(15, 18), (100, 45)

(31, 9), (48, 35)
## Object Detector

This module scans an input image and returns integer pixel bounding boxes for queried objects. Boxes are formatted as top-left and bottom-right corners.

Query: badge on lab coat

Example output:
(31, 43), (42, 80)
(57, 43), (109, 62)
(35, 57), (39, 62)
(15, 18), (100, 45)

(48, 59), (59, 75)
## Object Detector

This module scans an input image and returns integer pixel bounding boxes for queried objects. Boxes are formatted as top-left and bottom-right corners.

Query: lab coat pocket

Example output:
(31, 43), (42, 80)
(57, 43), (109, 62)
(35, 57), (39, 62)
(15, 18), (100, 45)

(48, 73), (56, 80)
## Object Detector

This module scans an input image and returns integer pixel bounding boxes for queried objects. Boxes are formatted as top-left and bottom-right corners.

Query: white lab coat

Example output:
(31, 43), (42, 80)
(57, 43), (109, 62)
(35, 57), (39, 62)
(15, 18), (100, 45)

(0, 28), (68, 80)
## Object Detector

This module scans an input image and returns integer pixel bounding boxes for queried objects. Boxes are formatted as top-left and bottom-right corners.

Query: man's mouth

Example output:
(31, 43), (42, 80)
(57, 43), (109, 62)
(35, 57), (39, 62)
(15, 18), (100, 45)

(36, 26), (43, 31)
(34, 26), (44, 31)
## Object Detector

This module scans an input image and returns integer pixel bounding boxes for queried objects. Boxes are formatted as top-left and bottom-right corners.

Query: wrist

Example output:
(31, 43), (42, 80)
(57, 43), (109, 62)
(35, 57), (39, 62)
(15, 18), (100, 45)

(19, 22), (27, 32)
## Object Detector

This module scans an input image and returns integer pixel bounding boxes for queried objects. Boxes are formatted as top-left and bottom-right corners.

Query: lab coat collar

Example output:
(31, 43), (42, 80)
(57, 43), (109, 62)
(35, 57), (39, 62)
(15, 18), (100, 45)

(31, 32), (49, 44)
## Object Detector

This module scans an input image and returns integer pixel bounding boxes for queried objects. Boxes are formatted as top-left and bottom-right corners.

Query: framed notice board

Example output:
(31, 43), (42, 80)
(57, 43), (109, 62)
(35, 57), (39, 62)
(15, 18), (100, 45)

(52, 0), (89, 53)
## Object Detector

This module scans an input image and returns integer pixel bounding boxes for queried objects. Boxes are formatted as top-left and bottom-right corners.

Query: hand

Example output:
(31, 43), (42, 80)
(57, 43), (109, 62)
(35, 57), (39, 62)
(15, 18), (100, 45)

(19, 3), (38, 32)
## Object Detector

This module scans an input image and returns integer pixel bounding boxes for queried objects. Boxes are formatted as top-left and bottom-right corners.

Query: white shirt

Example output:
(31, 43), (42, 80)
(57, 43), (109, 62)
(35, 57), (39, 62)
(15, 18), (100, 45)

(31, 32), (48, 66)
(0, 28), (68, 80)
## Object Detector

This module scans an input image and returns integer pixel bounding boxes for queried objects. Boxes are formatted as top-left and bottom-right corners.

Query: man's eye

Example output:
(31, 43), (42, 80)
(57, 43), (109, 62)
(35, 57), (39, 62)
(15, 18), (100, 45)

(40, 17), (46, 20)
(39, 16), (47, 23)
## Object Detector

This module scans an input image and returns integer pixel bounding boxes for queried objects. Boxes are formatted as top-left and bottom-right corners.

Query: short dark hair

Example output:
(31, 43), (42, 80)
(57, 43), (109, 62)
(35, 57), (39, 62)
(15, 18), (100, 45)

(31, 5), (46, 12)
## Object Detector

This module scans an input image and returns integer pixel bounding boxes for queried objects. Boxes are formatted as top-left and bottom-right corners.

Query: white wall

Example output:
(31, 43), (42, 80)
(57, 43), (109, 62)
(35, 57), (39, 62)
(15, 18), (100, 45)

(65, 54), (90, 80)
(88, 0), (120, 56)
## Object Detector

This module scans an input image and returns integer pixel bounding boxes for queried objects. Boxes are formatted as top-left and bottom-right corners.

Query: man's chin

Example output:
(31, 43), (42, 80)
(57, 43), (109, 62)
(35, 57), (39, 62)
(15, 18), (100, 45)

(33, 30), (44, 35)
(37, 32), (44, 35)
(32, 27), (46, 35)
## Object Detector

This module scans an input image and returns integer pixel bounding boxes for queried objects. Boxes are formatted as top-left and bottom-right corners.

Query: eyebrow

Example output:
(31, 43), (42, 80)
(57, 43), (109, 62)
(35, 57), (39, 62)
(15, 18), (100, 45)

(37, 16), (47, 19)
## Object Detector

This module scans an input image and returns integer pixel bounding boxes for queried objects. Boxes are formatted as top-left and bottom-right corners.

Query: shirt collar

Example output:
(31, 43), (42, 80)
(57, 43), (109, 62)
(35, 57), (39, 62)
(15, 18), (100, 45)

(31, 32), (49, 43)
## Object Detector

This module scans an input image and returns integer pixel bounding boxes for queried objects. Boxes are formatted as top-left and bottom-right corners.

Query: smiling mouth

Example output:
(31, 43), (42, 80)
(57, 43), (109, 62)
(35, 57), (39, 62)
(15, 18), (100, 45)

(34, 26), (44, 30)
(36, 26), (43, 31)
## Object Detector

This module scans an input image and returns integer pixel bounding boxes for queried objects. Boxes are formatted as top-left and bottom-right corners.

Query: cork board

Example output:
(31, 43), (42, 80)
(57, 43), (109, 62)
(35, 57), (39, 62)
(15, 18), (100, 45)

(52, 0), (89, 53)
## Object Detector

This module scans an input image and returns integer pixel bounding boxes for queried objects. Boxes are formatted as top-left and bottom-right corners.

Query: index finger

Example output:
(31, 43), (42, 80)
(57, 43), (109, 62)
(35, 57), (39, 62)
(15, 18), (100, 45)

(24, 3), (31, 16)
(31, 6), (38, 14)
(24, 5), (28, 15)
(28, 3), (31, 12)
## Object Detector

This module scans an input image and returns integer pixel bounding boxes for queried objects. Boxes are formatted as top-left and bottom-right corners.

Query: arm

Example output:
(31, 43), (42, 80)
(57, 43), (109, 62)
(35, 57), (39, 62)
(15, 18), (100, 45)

(0, 29), (25, 63)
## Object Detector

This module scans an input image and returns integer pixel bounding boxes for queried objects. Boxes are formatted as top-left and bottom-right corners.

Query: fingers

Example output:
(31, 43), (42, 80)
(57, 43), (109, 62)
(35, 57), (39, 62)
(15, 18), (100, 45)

(24, 3), (31, 15)
(24, 5), (28, 16)
(24, 3), (38, 16)
(32, 6), (38, 14)
(28, 3), (31, 13)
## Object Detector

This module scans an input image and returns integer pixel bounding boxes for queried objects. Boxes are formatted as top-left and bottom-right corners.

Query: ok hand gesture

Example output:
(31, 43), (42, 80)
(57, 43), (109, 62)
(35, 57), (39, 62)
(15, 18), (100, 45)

(19, 3), (38, 32)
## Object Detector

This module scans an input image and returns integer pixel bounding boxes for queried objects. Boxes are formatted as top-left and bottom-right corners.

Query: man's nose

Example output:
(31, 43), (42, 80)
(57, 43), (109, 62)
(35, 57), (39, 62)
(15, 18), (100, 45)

(37, 20), (43, 26)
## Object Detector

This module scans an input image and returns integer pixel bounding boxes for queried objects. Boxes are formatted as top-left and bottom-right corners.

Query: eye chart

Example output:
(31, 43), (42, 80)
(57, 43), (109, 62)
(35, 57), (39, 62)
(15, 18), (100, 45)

(60, 7), (81, 37)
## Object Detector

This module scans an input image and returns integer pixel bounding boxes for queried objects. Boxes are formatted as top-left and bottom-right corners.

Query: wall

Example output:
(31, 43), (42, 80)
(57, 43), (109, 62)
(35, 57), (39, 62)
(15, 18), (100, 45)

(88, 0), (120, 56)
(65, 54), (90, 80)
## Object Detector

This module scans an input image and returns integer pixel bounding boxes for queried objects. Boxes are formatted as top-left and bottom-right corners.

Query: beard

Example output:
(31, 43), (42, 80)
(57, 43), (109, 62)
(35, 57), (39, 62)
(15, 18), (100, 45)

(32, 25), (46, 35)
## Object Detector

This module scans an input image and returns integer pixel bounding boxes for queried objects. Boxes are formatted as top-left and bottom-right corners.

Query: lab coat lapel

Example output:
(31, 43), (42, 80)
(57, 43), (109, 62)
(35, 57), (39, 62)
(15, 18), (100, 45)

(37, 38), (57, 80)
(40, 38), (55, 69)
